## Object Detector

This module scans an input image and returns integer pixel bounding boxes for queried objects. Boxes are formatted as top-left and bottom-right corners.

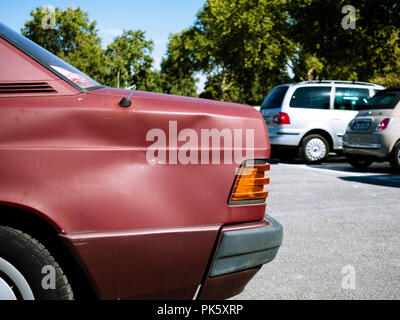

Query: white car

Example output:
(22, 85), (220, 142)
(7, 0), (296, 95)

(261, 80), (384, 163)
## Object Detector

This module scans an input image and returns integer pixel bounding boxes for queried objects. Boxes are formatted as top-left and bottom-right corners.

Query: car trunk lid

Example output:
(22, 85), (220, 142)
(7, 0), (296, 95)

(351, 109), (394, 133)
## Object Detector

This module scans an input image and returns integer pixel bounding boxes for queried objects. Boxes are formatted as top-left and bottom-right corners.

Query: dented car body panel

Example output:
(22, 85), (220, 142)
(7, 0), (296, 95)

(0, 23), (282, 299)
(0, 88), (270, 232)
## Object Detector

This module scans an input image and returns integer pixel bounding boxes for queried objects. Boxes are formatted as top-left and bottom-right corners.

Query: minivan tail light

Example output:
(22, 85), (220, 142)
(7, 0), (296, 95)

(229, 160), (270, 205)
(376, 118), (391, 131)
(273, 112), (290, 125)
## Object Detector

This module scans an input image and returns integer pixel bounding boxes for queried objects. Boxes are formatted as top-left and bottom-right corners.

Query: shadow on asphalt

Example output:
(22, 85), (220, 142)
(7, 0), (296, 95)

(339, 175), (400, 188)
(270, 156), (400, 185)
(270, 155), (400, 187)
(307, 163), (395, 174)
(309, 159), (398, 174)
(270, 155), (348, 165)
(271, 155), (397, 175)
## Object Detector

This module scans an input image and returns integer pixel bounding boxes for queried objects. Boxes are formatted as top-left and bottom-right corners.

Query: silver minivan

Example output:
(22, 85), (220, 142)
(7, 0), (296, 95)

(260, 81), (384, 163)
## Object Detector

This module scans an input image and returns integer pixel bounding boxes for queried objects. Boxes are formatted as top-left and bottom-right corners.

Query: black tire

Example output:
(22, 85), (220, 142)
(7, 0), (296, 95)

(300, 134), (329, 164)
(0, 226), (73, 300)
(390, 142), (400, 172)
(346, 155), (373, 169)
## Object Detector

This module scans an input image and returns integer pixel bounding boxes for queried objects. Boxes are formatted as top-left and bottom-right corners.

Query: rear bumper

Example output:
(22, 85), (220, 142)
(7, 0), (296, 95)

(210, 216), (282, 277)
(198, 216), (283, 299)
(269, 131), (302, 147)
(343, 132), (392, 159)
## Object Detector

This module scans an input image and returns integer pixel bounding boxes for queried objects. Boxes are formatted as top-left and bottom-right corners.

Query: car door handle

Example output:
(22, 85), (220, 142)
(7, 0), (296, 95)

(331, 118), (340, 120)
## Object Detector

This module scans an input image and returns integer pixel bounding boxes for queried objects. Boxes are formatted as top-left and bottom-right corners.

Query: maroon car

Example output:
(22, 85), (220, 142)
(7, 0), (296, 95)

(0, 23), (282, 300)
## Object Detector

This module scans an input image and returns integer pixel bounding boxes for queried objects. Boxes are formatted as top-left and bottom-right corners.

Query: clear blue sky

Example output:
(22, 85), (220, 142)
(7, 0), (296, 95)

(0, 0), (206, 68)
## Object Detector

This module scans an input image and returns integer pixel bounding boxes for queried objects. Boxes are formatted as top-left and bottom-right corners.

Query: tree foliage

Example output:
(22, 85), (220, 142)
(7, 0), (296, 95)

(289, 0), (400, 85)
(21, 2), (400, 103)
(160, 30), (200, 97)
(164, 0), (400, 103)
(22, 7), (107, 83)
(22, 6), (160, 91)
(162, 0), (295, 104)
(105, 30), (154, 90)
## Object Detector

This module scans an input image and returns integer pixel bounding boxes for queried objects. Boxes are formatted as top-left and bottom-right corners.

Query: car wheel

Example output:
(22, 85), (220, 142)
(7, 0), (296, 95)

(0, 226), (73, 300)
(346, 156), (373, 169)
(390, 142), (400, 172)
(300, 134), (329, 164)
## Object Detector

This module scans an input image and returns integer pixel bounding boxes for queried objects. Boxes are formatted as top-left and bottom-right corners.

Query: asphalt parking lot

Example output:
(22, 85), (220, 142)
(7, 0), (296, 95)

(234, 157), (400, 300)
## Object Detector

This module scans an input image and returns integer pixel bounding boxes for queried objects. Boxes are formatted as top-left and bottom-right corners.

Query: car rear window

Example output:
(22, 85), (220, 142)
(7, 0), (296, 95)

(261, 86), (289, 110)
(334, 88), (370, 111)
(360, 92), (400, 110)
(289, 87), (331, 109)
(369, 94), (395, 105)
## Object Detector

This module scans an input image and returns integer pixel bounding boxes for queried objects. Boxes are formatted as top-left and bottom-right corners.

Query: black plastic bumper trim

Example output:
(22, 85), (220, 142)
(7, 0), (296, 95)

(210, 215), (283, 277)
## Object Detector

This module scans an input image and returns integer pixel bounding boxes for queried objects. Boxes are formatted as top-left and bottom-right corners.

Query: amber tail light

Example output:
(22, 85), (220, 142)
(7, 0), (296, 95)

(228, 160), (270, 205)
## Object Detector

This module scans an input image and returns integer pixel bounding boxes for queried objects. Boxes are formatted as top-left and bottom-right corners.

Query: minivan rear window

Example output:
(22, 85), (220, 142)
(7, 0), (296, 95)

(261, 86), (289, 110)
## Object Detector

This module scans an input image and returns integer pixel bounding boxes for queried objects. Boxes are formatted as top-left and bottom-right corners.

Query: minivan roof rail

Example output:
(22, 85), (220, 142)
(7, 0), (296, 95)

(299, 80), (382, 87)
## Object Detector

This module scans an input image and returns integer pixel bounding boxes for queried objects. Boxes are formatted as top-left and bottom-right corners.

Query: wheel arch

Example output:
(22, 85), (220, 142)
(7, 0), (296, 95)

(300, 129), (334, 151)
(0, 203), (96, 299)
(390, 138), (400, 154)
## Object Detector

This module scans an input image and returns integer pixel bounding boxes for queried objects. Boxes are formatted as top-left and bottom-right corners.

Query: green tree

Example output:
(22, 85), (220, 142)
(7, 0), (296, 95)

(198, 0), (294, 104)
(199, 73), (241, 102)
(162, 0), (295, 104)
(142, 70), (167, 93)
(369, 29), (400, 87)
(160, 29), (202, 97)
(22, 6), (107, 83)
(105, 30), (155, 90)
(289, 0), (400, 84)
